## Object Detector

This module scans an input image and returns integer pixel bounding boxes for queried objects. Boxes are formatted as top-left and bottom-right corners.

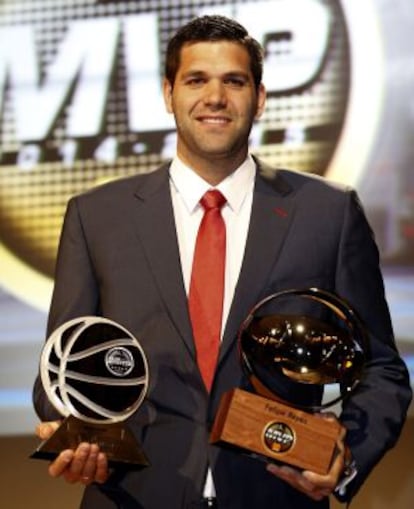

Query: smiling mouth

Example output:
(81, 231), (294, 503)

(198, 116), (230, 125)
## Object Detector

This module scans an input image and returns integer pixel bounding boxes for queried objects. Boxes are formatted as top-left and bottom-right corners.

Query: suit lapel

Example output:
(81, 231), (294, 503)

(131, 165), (195, 357)
(219, 161), (295, 364)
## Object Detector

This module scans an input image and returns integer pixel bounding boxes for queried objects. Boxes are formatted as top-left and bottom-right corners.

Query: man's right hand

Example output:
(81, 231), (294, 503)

(35, 421), (109, 485)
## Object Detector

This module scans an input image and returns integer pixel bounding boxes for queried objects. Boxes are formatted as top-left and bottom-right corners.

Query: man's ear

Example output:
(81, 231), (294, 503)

(255, 83), (266, 120)
(163, 78), (173, 113)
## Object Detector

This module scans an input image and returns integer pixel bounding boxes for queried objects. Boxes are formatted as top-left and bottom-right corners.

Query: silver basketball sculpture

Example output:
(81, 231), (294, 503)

(40, 316), (149, 423)
(33, 316), (150, 467)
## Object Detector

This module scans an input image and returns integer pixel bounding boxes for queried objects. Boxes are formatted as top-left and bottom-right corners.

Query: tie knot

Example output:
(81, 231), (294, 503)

(200, 190), (226, 211)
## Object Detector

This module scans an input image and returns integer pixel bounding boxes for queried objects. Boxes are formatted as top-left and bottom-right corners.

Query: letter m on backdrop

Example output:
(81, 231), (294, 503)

(0, 18), (119, 142)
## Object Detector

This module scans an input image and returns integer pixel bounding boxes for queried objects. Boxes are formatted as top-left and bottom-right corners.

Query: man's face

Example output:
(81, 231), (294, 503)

(163, 41), (266, 172)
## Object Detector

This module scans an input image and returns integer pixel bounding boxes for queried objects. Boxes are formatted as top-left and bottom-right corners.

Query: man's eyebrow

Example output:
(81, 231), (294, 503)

(223, 71), (250, 79)
(180, 70), (250, 79)
(181, 70), (205, 78)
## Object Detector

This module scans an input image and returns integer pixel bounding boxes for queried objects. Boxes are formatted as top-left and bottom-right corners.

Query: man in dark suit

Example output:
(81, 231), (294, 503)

(34, 14), (412, 509)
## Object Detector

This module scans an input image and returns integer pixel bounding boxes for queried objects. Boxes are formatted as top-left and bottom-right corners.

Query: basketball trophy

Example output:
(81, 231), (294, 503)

(211, 288), (366, 474)
(31, 316), (150, 468)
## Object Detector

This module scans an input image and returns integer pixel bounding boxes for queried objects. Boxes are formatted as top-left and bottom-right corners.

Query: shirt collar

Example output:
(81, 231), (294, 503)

(169, 155), (256, 214)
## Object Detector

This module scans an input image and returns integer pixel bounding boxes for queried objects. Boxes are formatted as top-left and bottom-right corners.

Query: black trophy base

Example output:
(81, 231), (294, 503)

(31, 415), (149, 469)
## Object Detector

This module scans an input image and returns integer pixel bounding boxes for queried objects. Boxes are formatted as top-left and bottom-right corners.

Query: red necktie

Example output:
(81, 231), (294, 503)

(189, 190), (226, 391)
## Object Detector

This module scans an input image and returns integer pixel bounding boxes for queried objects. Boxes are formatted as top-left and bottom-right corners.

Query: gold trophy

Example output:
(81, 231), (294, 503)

(211, 288), (366, 474)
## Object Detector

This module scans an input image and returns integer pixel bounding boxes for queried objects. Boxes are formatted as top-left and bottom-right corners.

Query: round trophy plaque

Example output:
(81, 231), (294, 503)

(32, 316), (150, 467)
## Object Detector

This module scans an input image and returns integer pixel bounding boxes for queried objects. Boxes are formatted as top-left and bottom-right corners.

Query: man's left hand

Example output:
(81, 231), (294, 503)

(266, 414), (347, 501)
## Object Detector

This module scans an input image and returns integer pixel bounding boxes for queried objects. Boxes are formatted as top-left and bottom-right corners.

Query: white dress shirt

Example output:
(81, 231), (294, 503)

(169, 154), (256, 496)
(170, 155), (255, 333)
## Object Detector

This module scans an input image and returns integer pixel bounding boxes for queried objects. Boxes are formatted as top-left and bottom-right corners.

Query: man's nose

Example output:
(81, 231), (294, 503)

(203, 80), (227, 106)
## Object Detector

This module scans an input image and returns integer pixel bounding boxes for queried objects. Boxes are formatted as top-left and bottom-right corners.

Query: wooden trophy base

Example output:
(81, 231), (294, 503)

(31, 415), (149, 469)
(210, 388), (341, 474)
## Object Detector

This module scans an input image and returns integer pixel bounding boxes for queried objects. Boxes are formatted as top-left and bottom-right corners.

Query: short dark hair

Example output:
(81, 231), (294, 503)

(165, 15), (264, 90)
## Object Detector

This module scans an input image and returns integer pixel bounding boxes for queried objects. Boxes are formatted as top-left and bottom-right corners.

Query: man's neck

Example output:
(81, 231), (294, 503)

(176, 152), (249, 186)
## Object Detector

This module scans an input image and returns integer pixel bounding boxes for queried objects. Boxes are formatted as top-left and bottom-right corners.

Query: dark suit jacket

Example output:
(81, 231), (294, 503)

(33, 159), (412, 509)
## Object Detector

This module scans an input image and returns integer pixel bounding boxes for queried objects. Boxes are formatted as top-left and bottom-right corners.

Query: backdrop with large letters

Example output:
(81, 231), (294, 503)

(0, 0), (413, 434)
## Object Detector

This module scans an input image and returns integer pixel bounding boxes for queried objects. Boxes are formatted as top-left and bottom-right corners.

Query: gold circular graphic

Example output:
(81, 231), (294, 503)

(0, 0), (382, 311)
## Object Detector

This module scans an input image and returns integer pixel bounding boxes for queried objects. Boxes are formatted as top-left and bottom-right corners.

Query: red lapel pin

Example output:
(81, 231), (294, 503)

(273, 207), (288, 217)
